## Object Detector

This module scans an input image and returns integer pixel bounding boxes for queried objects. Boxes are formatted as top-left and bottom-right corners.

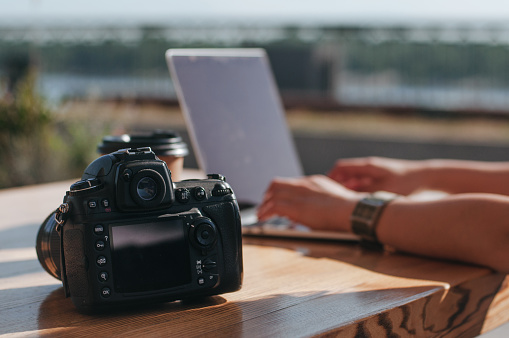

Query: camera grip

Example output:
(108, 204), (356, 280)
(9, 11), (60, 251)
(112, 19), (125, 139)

(63, 229), (89, 298)
(203, 202), (243, 289)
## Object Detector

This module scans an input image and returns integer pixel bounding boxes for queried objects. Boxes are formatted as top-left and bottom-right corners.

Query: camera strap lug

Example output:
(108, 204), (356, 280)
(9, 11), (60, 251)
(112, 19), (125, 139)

(54, 202), (72, 298)
(54, 203), (71, 232)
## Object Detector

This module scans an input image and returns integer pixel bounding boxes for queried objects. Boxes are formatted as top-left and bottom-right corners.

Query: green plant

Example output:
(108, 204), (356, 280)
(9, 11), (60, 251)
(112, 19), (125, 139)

(0, 69), (108, 189)
(0, 69), (52, 187)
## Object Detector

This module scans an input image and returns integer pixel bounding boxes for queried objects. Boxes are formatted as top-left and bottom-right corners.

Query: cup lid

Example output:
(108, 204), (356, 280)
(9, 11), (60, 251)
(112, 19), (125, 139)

(97, 130), (189, 157)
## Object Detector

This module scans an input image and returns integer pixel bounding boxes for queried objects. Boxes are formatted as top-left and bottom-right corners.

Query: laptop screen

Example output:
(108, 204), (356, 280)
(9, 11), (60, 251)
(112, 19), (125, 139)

(166, 49), (303, 206)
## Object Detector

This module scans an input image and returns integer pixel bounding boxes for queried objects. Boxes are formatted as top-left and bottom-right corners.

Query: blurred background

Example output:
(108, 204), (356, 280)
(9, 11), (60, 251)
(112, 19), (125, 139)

(2, 0), (509, 188)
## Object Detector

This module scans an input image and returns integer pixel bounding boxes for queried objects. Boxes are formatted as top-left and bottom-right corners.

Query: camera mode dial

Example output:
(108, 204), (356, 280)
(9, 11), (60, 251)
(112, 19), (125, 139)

(212, 183), (233, 197)
(68, 178), (103, 196)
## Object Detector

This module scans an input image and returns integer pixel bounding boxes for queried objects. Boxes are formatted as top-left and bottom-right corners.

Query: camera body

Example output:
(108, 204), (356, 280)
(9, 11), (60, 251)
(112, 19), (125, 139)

(54, 147), (242, 311)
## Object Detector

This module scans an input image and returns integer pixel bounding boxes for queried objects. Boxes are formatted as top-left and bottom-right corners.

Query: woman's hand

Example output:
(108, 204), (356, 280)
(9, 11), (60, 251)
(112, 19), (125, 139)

(328, 157), (422, 195)
(257, 175), (363, 232)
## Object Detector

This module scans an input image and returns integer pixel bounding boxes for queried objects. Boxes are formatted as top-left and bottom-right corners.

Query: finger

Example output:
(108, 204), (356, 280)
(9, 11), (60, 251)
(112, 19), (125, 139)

(348, 177), (380, 192)
(329, 165), (371, 183)
(263, 177), (299, 196)
(257, 198), (296, 221)
(333, 158), (370, 167)
(263, 177), (317, 200)
(341, 178), (363, 190)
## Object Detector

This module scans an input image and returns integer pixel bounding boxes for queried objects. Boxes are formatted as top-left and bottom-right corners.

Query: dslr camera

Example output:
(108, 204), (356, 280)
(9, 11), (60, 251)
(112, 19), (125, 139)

(36, 147), (243, 312)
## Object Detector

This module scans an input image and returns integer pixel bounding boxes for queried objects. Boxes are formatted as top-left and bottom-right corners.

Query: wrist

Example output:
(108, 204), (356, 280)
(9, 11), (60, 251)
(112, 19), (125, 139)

(350, 191), (401, 245)
(400, 160), (433, 193)
(416, 159), (461, 192)
(341, 196), (363, 232)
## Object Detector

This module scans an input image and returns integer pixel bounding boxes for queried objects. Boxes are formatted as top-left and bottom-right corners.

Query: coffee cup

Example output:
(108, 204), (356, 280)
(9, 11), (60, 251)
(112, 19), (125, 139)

(97, 130), (189, 181)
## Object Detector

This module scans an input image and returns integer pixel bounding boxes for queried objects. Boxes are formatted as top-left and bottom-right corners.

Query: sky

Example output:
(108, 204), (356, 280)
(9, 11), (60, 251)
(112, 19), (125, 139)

(1, 0), (509, 26)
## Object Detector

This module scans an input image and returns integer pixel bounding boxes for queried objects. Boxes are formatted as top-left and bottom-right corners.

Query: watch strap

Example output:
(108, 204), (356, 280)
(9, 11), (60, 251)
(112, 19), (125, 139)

(351, 191), (399, 247)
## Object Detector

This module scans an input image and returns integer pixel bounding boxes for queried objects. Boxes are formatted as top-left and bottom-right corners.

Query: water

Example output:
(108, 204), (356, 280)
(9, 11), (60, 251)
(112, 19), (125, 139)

(38, 73), (509, 113)
(38, 73), (176, 103)
(337, 84), (509, 112)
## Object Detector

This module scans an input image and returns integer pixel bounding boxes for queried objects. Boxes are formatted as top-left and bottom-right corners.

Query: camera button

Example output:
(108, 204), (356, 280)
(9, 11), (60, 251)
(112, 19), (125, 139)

(99, 271), (109, 282)
(95, 240), (105, 251)
(194, 187), (206, 200)
(96, 256), (107, 267)
(207, 174), (225, 181)
(101, 199), (110, 208)
(101, 287), (112, 298)
(94, 224), (104, 235)
(198, 274), (219, 287)
(88, 200), (98, 209)
(209, 274), (219, 287)
(122, 169), (133, 181)
(176, 188), (190, 203)
(195, 223), (217, 247)
(202, 258), (217, 271)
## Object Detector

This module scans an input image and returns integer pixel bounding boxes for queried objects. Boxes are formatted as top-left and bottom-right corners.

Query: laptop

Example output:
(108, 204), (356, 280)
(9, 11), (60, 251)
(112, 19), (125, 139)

(166, 48), (358, 241)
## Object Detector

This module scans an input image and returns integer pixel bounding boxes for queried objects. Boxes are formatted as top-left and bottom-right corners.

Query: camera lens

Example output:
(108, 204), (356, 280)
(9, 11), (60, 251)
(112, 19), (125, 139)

(137, 177), (157, 201)
(35, 211), (62, 280)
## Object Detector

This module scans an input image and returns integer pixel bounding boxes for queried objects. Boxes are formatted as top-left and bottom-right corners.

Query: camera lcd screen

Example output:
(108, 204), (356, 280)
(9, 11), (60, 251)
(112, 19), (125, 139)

(110, 218), (192, 293)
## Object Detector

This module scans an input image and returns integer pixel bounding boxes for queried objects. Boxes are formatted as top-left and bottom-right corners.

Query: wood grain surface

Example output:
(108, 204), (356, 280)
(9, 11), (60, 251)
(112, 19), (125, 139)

(1, 176), (508, 337)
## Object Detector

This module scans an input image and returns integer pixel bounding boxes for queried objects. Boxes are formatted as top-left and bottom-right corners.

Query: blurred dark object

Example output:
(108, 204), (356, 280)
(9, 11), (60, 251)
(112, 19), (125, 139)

(97, 130), (189, 181)
(2, 52), (31, 94)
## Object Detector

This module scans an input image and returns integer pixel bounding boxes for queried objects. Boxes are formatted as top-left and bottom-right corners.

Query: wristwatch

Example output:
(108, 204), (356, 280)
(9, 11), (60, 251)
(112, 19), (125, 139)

(350, 191), (400, 247)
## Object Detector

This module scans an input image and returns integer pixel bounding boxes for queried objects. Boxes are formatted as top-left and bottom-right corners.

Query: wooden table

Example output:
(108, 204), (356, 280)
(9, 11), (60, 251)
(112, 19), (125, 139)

(1, 171), (509, 337)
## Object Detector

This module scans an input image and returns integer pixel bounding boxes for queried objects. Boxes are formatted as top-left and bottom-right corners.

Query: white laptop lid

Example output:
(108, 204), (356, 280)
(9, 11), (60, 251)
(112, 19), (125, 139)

(166, 48), (303, 206)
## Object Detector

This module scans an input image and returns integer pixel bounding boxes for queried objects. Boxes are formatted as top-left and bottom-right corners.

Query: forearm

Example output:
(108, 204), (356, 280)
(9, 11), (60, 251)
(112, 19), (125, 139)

(412, 159), (509, 195)
(376, 193), (509, 272)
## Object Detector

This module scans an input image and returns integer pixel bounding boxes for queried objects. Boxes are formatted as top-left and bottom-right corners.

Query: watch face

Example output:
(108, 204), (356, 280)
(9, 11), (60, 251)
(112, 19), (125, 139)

(357, 204), (377, 219)
(351, 194), (397, 243)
